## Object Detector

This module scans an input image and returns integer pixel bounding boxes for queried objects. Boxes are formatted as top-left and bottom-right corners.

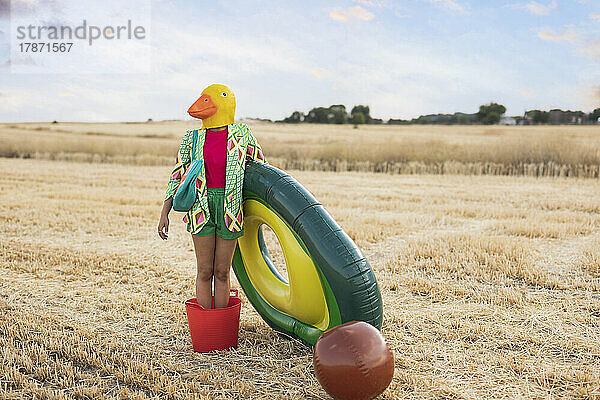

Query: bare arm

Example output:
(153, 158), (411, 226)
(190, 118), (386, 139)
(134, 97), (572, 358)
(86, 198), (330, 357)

(162, 196), (173, 216)
(159, 130), (193, 240)
(158, 196), (173, 240)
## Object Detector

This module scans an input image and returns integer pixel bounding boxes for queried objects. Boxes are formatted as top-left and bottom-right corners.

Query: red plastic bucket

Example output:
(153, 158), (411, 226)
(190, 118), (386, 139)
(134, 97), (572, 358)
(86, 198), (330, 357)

(185, 289), (242, 353)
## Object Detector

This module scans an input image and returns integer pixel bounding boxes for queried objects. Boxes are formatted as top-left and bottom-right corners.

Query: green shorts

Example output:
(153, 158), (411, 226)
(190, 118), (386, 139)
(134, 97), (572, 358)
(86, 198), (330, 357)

(193, 187), (244, 240)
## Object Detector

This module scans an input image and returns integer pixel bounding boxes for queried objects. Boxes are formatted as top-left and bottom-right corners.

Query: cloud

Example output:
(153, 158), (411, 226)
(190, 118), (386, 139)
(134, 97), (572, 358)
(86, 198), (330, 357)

(538, 28), (581, 43)
(580, 85), (600, 111)
(519, 88), (537, 97)
(149, 20), (315, 79)
(2, 0), (56, 17)
(329, 6), (374, 22)
(0, 0), (8, 17)
(311, 68), (332, 79)
(591, 14), (600, 22)
(581, 39), (600, 60)
(425, 0), (466, 13)
(320, 32), (523, 118)
(1, 0), (595, 122)
(1, 88), (37, 112)
(352, 0), (388, 7)
(524, 0), (557, 16)
(352, 0), (406, 17)
(538, 28), (600, 61)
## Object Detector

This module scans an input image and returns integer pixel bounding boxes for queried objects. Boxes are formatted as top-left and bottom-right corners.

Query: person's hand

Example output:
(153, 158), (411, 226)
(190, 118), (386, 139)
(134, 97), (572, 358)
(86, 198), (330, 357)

(158, 213), (169, 240)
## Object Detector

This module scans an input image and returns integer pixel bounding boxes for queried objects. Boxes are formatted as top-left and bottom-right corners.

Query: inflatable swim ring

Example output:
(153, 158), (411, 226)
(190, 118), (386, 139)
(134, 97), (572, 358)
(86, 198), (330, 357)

(232, 160), (383, 346)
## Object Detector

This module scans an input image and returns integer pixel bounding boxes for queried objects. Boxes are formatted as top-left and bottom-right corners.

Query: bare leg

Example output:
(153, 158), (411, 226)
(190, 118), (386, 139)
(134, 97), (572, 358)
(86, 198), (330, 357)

(192, 234), (216, 309)
(213, 236), (238, 309)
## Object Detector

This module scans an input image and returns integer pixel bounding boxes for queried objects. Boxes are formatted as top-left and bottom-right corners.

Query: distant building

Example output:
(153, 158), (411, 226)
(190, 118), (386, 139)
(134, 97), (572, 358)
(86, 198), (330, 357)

(518, 113), (535, 125)
(500, 116), (516, 125)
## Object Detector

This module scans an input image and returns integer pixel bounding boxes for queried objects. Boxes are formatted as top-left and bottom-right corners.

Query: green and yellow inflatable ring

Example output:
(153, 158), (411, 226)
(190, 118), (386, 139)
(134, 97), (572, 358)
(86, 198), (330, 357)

(232, 160), (383, 346)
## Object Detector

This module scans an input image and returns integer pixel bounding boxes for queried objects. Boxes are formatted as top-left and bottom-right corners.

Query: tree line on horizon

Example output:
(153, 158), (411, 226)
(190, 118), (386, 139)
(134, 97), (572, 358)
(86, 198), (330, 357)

(274, 103), (600, 125)
(280, 105), (379, 125)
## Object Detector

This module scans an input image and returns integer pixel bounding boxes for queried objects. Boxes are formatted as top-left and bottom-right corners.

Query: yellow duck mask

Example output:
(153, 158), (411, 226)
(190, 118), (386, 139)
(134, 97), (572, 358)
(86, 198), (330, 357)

(187, 84), (236, 130)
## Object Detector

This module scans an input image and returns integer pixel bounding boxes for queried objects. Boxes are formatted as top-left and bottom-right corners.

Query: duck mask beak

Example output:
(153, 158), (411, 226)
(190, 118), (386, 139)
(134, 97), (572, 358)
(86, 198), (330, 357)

(188, 84), (236, 129)
(188, 94), (218, 119)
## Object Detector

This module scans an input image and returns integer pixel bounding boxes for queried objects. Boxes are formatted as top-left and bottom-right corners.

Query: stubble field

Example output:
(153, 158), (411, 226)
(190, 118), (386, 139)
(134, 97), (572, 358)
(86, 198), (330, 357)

(1, 123), (599, 399)
(2, 121), (600, 177)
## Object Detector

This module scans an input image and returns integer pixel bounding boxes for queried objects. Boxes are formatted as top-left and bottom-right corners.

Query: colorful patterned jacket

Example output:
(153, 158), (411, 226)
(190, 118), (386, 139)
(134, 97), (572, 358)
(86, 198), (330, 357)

(164, 123), (266, 234)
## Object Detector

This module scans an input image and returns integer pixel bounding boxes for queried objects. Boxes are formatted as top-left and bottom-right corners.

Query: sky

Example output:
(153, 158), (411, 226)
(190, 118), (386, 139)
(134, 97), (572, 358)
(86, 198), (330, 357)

(0, 0), (599, 122)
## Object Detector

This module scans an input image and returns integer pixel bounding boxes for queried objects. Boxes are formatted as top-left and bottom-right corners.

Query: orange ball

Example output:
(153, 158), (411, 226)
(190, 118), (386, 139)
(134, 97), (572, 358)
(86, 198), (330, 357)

(313, 321), (394, 400)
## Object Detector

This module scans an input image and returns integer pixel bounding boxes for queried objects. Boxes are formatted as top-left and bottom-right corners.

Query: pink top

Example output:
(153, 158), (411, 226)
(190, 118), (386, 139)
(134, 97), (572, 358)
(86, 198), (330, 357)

(203, 127), (227, 188)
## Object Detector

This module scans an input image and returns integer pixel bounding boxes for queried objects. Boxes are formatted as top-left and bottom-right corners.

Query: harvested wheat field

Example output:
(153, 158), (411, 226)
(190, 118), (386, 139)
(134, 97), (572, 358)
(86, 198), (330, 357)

(2, 122), (600, 177)
(1, 154), (599, 399)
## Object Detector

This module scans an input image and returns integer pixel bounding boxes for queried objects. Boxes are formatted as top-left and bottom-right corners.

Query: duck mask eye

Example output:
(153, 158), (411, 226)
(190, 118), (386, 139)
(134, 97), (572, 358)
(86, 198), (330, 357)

(221, 92), (228, 97)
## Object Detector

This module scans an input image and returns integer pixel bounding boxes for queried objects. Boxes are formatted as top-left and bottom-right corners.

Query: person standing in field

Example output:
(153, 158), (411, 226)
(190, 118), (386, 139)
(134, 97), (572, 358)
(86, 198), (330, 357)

(157, 84), (266, 309)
